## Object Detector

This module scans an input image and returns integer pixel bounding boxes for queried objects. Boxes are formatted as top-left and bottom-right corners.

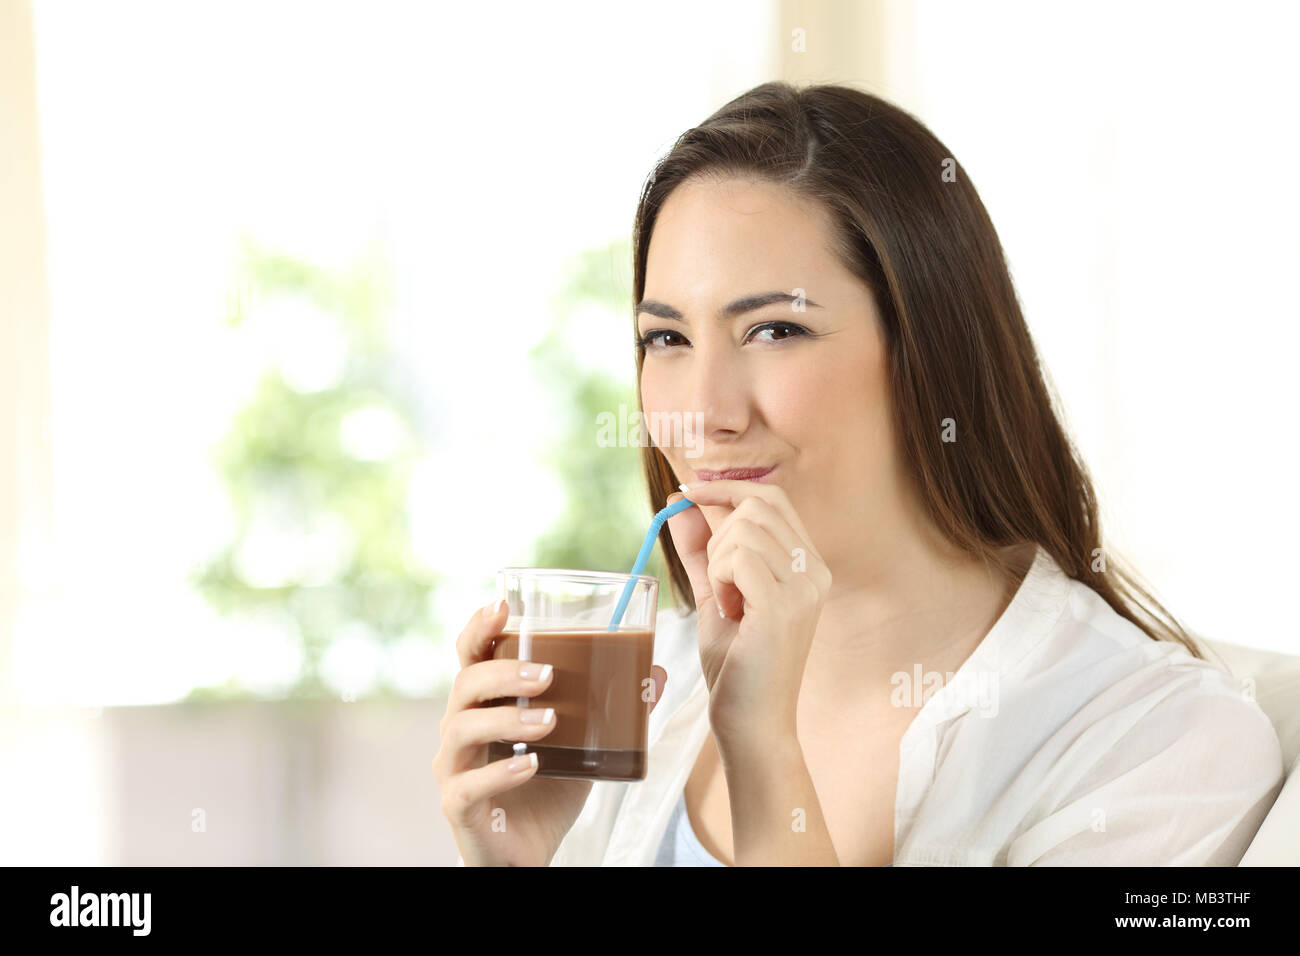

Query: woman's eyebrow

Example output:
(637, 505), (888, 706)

(634, 291), (822, 321)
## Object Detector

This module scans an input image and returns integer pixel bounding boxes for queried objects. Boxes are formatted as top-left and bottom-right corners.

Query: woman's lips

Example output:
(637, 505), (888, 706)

(693, 465), (776, 482)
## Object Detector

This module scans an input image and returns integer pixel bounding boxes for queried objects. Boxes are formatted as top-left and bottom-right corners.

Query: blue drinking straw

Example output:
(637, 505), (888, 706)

(607, 495), (696, 631)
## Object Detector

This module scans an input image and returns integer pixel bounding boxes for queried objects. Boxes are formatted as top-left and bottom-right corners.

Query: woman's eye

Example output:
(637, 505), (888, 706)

(746, 321), (808, 344)
(637, 330), (687, 351)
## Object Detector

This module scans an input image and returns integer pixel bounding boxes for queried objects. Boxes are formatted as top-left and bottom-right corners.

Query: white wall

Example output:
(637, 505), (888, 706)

(894, 0), (1300, 652)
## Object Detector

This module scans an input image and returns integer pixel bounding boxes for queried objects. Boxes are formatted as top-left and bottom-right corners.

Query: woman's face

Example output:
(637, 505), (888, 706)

(638, 175), (900, 573)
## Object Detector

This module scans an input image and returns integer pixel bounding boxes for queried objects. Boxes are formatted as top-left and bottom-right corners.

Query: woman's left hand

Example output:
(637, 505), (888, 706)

(666, 479), (832, 755)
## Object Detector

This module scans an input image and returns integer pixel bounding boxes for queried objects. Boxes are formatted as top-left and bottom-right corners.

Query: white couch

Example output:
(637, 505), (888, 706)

(1199, 637), (1300, 865)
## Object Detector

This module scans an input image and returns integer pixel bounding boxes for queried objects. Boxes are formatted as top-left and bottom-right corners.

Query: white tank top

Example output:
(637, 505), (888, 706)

(652, 789), (896, 866)
(653, 791), (726, 866)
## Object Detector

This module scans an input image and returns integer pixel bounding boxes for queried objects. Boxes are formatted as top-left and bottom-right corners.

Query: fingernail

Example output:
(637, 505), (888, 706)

(507, 752), (538, 772)
(519, 662), (552, 681)
(679, 483), (692, 494)
(519, 707), (555, 724)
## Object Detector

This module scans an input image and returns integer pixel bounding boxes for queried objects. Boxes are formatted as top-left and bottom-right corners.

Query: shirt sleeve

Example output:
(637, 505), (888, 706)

(1006, 682), (1285, 866)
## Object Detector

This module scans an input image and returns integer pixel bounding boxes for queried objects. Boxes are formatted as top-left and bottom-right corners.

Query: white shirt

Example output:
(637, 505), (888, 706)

(460, 545), (1285, 866)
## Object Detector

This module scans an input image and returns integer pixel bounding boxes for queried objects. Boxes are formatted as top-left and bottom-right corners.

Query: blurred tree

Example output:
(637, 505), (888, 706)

(529, 239), (675, 609)
(188, 236), (439, 700)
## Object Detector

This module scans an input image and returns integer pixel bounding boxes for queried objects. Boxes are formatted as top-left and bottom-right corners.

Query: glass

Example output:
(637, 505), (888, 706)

(486, 568), (659, 781)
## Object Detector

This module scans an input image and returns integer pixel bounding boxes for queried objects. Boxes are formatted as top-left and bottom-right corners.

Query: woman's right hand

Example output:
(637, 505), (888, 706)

(434, 599), (667, 867)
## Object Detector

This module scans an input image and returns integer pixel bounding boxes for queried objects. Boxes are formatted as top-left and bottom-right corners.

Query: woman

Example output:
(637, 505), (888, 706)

(436, 81), (1284, 866)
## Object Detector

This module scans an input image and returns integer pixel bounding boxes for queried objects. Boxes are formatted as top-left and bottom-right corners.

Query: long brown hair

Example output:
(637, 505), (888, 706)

(631, 80), (1204, 660)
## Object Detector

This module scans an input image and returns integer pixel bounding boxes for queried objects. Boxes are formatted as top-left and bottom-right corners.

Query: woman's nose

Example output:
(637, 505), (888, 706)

(684, 345), (751, 439)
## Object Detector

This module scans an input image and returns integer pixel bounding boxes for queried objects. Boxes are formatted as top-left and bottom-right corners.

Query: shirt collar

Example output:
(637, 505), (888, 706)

(904, 544), (1072, 731)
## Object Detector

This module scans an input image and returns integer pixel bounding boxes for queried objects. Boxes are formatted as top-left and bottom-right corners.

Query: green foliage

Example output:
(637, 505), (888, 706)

(188, 236), (438, 701)
(188, 233), (674, 706)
